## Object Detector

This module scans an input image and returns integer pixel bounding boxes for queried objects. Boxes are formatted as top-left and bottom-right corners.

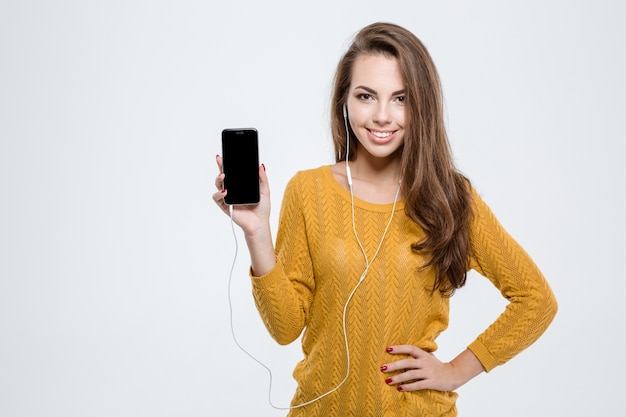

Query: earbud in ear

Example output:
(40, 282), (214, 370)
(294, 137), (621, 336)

(343, 103), (352, 185)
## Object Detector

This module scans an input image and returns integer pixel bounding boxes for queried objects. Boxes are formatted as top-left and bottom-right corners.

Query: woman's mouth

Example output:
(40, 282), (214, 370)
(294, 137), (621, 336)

(368, 129), (396, 143)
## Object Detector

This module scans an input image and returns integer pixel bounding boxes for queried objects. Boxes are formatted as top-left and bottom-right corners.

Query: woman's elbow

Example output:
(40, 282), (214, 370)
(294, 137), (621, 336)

(270, 327), (303, 346)
(538, 286), (558, 327)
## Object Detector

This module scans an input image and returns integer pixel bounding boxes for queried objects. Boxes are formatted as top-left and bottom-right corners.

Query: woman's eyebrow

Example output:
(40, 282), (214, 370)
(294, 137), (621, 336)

(354, 85), (406, 96)
(354, 85), (377, 94)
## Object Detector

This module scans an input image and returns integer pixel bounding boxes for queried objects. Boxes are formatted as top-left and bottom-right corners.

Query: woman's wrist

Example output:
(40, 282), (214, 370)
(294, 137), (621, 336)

(448, 349), (485, 389)
(243, 221), (271, 240)
(244, 223), (276, 277)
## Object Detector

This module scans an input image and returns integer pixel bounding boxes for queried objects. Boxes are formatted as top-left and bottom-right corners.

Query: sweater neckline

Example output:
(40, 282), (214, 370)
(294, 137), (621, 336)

(321, 165), (405, 213)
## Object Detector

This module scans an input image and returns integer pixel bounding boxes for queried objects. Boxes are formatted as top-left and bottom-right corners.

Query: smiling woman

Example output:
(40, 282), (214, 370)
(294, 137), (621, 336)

(213, 22), (557, 417)
(329, 22), (473, 295)
(344, 54), (406, 176)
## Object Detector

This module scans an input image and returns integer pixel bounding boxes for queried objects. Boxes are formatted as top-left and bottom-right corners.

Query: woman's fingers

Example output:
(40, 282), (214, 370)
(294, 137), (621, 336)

(215, 172), (225, 191)
(258, 163), (269, 196)
(214, 155), (225, 191)
(380, 345), (453, 392)
(386, 345), (428, 359)
(212, 189), (229, 215)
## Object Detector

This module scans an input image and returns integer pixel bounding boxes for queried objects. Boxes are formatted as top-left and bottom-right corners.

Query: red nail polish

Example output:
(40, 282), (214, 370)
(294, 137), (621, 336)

(386, 347), (393, 353)
(385, 378), (393, 384)
(380, 365), (387, 372)
(261, 163), (266, 171)
(221, 189), (226, 193)
(397, 386), (403, 392)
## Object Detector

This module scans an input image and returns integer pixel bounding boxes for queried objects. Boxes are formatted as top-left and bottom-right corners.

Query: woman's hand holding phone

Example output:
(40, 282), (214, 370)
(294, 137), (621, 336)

(213, 154), (271, 235)
(213, 155), (276, 276)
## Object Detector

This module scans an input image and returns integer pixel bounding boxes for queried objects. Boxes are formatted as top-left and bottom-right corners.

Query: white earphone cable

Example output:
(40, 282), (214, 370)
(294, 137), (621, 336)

(225, 107), (400, 410)
(227, 206), (279, 407)
(227, 206), (346, 410)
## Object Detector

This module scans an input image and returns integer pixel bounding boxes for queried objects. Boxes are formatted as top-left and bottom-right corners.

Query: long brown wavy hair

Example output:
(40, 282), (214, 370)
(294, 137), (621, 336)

(330, 22), (472, 295)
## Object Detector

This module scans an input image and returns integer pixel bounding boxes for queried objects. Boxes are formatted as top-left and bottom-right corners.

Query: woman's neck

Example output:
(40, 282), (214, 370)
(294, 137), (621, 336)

(332, 154), (402, 205)
(350, 148), (402, 185)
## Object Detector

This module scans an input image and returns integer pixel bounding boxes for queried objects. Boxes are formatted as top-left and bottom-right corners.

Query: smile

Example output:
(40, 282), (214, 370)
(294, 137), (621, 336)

(367, 129), (397, 143)
(371, 130), (394, 138)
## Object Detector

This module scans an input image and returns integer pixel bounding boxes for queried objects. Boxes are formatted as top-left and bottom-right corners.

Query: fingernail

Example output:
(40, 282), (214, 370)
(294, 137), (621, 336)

(386, 347), (393, 353)
(397, 386), (403, 392)
(380, 365), (387, 372)
(385, 378), (393, 384)
(221, 189), (226, 193)
(261, 163), (266, 171)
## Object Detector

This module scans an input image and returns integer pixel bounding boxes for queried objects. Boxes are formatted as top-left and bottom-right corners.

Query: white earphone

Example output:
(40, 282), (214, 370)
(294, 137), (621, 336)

(226, 102), (401, 411)
(343, 105), (353, 186)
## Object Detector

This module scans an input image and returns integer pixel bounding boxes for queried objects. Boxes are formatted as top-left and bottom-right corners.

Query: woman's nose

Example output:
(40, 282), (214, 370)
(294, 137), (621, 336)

(373, 103), (392, 125)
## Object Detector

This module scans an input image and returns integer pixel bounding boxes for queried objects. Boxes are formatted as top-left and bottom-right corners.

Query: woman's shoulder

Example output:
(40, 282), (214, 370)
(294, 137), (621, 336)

(288, 165), (333, 185)
(282, 165), (344, 202)
(278, 166), (333, 210)
(293, 165), (331, 177)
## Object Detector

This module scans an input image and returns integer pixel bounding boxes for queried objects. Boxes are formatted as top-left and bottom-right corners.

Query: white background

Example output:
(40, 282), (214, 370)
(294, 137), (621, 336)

(1, 0), (625, 416)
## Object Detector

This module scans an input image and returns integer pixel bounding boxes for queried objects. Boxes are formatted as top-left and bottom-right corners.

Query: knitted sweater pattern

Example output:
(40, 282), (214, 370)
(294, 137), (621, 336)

(251, 166), (557, 417)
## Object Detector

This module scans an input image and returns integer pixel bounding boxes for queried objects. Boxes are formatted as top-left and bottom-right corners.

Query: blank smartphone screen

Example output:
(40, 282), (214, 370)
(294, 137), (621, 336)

(221, 128), (260, 205)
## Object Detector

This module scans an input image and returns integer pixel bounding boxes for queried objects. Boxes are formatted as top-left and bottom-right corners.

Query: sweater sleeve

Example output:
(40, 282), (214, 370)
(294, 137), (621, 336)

(249, 173), (315, 345)
(467, 189), (558, 372)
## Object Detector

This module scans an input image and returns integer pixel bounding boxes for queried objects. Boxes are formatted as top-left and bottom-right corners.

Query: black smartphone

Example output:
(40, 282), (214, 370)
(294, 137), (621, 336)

(221, 128), (260, 205)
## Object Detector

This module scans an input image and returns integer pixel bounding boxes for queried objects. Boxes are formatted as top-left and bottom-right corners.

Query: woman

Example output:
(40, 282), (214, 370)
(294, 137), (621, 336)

(214, 22), (557, 417)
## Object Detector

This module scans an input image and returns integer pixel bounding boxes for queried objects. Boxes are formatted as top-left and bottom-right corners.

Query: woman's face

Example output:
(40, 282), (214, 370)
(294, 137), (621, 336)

(346, 53), (406, 163)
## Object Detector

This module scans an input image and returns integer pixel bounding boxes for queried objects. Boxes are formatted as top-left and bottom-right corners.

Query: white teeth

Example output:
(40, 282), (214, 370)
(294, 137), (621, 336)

(371, 131), (392, 138)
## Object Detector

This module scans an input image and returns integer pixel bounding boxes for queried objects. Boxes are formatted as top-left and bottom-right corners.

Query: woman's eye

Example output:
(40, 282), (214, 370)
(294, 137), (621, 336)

(358, 93), (373, 101)
(395, 95), (406, 103)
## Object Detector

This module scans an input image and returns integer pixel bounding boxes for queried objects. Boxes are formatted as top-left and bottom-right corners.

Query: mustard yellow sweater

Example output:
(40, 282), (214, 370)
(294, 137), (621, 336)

(251, 166), (557, 417)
